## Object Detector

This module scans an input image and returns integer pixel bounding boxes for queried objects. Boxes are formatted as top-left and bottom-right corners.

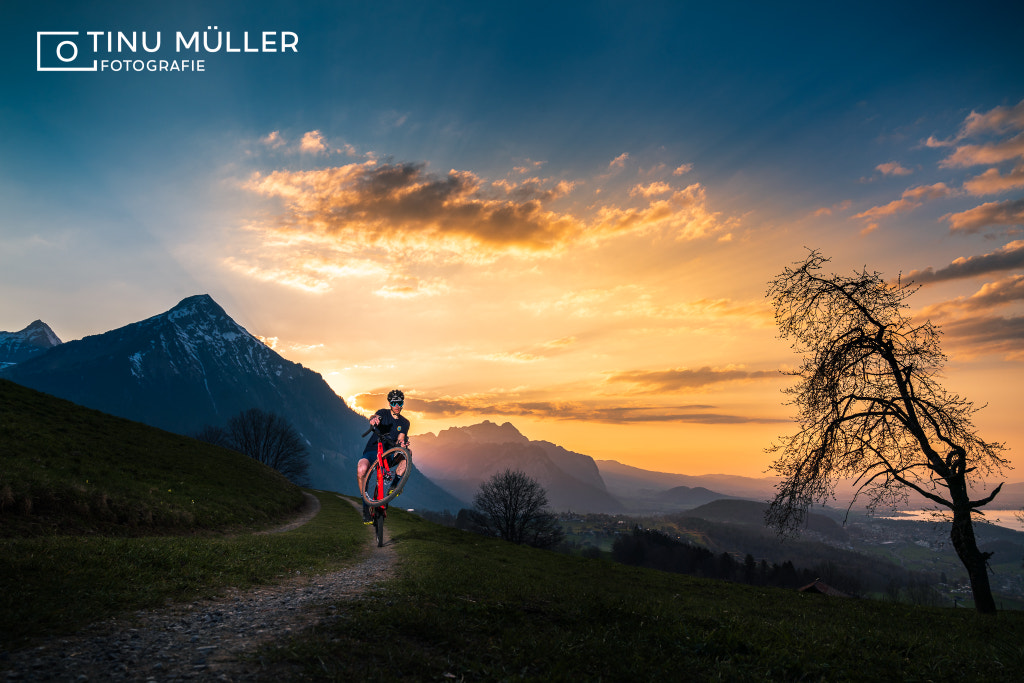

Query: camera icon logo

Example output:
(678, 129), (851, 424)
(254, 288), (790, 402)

(37, 32), (98, 71)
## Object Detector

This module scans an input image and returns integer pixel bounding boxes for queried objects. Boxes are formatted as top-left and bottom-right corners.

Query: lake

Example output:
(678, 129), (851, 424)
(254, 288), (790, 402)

(884, 509), (1024, 533)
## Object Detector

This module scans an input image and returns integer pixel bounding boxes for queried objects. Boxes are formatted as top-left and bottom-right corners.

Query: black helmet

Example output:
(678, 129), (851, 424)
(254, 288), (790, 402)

(387, 389), (405, 404)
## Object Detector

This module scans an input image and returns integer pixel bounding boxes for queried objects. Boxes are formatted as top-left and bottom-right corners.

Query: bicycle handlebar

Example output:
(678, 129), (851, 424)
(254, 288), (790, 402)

(362, 421), (402, 449)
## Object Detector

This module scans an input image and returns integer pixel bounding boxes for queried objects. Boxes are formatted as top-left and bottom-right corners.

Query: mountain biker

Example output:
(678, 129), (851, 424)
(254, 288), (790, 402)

(357, 389), (410, 524)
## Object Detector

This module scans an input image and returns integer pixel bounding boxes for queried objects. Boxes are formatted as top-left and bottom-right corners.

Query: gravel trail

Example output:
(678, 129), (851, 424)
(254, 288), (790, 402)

(1, 494), (396, 682)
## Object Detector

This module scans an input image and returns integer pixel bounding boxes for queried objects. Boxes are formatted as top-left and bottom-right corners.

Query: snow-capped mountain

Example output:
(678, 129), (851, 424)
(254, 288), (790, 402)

(0, 295), (465, 511)
(0, 320), (62, 368)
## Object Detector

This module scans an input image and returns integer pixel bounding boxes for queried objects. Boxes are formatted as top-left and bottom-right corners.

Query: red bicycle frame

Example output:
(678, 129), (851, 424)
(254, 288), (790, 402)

(371, 440), (394, 513)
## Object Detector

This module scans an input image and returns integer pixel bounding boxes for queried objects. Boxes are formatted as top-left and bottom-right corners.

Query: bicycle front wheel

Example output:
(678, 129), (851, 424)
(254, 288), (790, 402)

(360, 447), (412, 506)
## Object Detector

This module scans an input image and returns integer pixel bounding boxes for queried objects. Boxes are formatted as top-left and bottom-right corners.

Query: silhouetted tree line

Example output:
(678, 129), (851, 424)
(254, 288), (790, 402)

(612, 526), (951, 601)
(419, 505), (564, 550)
(611, 527), (817, 590)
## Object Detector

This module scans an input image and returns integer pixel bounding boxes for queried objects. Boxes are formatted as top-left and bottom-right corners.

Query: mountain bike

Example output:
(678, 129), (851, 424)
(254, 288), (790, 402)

(359, 423), (412, 547)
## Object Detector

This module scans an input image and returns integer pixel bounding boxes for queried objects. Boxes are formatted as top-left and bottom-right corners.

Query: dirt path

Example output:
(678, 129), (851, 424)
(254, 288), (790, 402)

(1, 494), (397, 681)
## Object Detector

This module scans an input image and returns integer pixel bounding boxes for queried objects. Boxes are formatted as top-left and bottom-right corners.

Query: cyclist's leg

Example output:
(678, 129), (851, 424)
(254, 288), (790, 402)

(357, 457), (372, 523)
(385, 452), (406, 493)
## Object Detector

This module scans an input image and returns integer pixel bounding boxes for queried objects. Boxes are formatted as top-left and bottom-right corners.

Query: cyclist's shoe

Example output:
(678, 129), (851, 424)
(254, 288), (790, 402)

(362, 509), (372, 525)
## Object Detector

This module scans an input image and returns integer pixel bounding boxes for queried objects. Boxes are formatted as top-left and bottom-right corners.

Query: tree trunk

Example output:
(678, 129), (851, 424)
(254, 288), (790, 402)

(949, 499), (997, 614)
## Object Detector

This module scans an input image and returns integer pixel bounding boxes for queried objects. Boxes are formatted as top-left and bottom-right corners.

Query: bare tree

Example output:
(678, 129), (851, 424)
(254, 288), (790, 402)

(765, 251), (1009, 614)
(473, 468), (564, 548)
(192, 424), (231, 449)
(225, 408), (310, 485)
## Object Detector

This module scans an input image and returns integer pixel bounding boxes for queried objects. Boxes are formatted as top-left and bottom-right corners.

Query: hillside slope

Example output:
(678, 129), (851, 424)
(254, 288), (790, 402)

(0, 379), (304, 536)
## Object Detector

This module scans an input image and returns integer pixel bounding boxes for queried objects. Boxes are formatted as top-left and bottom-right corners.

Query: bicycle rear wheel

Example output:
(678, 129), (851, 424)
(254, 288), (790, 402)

(360, 447), (412, 506)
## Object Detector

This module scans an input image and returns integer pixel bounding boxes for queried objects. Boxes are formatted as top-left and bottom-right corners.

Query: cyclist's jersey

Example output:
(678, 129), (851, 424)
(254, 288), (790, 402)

(362, 409), (411, 459)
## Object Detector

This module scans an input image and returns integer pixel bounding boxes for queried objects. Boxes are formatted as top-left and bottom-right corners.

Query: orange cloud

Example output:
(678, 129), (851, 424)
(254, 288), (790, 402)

(605, 365), (778, 393)
(906, 240), (1024, 284)
(361, 391), (784, 424)
(943, 199), (1024, 234)
(261, 130), (285, 149)
(964, 165), (1024, 196)
(236, 159), (733, 292)
(608, 153), (630, 169)
(299, 130), (328, 154)
(940, 132), (1024, 168)
(629, 181), (673, 198)
(853, 183), (954, 222)
(959, 99), (1024, 138)
(853, 197), (919, 221)
(876, 161), (913, 176)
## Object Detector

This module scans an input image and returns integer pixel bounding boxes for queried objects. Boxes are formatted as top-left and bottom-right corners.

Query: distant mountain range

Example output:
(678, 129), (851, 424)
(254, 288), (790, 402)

(0, 295), (462, 512)
(413, 421), (626, 512)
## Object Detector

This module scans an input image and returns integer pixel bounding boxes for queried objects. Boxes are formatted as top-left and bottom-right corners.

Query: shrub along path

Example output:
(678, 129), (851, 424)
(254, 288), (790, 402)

(0, 493), (397, 681)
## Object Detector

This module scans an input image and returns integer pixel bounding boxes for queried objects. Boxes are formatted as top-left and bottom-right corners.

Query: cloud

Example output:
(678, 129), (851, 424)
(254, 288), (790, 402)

(608, 153), (630, 169)
(940, 132), (1024, 169)
(236, 158), (734, 292)
(605, 365), (778, 393)
(938, 314), (1024, 361)
(943, 198), (1024, 234)
(959, 99), (1024, 138)
(965, 274), (1024, 307)
(673, 163), (694, 176)
(853, 197), (919, 221)
(927, 99), (1024, 148)
(300, 130), (328, 154)
(902, 183), (954, 201)
(905, 240), (1024, 284)
(630, 181), (673, 198)
(876, 162), (913, 176)
(852, 183), (954, 223)
(358, 392), (784, 424)
(812, 200), (852, 218)
(963, 165), (1024, 196)
(373, 275), (450, 299)
(478, 337), (578, 363)
(261, 131), (286, 149)
(513, 159), (546, 174)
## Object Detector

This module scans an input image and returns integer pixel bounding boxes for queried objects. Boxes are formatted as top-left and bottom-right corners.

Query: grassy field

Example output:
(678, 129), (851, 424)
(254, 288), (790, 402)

(263, 509), (1024, 682)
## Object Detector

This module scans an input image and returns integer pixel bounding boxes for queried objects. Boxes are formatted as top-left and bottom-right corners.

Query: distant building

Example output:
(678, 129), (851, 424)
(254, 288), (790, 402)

(798, 580), (852, 598)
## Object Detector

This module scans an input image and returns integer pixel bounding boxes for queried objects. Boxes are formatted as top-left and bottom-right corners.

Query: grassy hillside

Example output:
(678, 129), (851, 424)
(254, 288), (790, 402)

(263, 510), (1024, 682)
(0, 379), (303, 536)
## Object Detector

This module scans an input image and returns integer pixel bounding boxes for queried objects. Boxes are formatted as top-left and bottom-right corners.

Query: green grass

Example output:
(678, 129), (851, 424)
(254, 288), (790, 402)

(0, 379), (303, 536)
(262, 510), (1024, 682)
(0, 490), (365, 646)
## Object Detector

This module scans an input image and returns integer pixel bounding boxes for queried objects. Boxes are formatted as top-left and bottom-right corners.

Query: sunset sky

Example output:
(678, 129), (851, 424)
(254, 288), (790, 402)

(3, 1), (1023, 478)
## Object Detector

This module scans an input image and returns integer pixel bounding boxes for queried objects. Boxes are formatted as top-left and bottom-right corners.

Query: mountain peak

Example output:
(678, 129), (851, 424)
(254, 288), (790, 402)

(167, 294), (227, 320)
(0, 319), (62, 367)
(437, 420), (529, 445)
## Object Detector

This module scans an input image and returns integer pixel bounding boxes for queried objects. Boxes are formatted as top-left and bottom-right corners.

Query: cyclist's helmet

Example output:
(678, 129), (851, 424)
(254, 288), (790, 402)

(387, 389), (405, 404)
